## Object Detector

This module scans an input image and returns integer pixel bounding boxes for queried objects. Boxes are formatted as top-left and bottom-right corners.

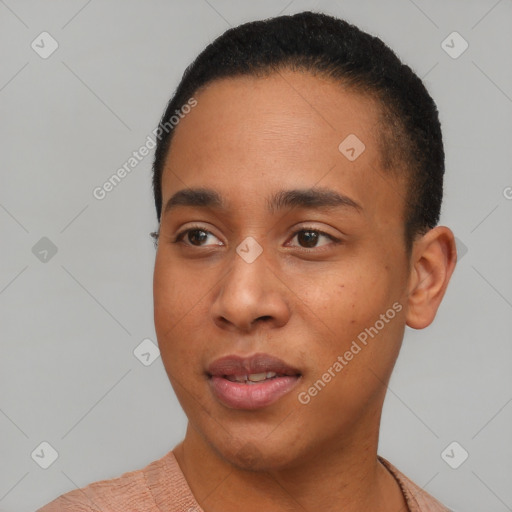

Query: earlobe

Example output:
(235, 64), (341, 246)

(405, 226), (457, 330)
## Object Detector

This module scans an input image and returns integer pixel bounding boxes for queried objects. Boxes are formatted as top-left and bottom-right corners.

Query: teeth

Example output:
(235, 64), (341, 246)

(248, 372), (268, 382)
(226, 371), (278, 383)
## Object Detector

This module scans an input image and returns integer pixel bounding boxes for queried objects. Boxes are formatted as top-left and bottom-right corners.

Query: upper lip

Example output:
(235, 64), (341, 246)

(207, 353), (301, 377)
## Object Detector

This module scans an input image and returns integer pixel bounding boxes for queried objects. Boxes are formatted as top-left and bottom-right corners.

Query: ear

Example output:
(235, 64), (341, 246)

(405, 226), (457, 329)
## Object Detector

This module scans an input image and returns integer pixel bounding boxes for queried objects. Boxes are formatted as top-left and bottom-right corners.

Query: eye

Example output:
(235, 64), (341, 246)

(173, 225), (340, 250)
(287, 227), (340, 249)
(174, 225), (223, 247)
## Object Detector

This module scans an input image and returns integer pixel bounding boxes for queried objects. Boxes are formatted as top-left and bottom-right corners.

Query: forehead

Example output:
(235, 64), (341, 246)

(161, 71), (402, 227)
(168, 70), (380, 161)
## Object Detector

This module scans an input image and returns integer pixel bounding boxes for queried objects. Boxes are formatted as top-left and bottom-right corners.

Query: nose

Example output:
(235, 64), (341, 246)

(211, 246), (291, 333)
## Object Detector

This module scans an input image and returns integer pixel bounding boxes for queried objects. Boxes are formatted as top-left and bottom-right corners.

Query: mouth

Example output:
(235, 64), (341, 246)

(207, 353), (302, 410)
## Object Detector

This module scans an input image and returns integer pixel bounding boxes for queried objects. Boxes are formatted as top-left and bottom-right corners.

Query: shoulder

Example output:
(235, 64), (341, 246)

(378, 455), (455, 512)
(36, 449), (191, 512)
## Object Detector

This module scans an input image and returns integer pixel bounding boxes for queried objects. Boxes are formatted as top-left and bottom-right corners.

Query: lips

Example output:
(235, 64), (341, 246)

(207, 353), (301, 410)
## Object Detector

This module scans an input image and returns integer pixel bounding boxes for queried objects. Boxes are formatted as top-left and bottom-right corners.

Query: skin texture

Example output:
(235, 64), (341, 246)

(153, 70), (457, 511)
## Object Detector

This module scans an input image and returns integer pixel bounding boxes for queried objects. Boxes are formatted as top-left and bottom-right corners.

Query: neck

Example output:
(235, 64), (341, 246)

(173, 415), (407, 512)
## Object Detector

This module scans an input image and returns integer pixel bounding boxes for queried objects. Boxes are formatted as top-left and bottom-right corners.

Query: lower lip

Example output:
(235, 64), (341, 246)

(209, 375), (300, 410)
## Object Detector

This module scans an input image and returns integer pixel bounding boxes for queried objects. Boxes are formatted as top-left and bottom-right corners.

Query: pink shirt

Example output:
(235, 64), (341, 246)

(37, 450), (452, 511)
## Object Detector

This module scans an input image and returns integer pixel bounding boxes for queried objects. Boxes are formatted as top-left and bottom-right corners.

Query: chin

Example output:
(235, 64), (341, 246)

(221, 444), (292, 472)
(206, 428), (307, 472)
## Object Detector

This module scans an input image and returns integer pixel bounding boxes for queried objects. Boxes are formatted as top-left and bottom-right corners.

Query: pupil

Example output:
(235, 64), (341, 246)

(298, 230), (318, 248)
(189, 230), (207, 245)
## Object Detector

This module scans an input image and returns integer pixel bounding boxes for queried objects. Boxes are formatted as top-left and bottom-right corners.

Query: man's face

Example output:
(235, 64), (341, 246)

(153, 70), (412, 470)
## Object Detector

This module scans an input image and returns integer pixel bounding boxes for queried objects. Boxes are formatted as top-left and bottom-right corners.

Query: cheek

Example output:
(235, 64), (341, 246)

(153, 252), (209, 327)
(296, 264), (402, 393)
(297, 262), (392, 332)
(153, 254), (211, 374)
(320, 270), (404, 393)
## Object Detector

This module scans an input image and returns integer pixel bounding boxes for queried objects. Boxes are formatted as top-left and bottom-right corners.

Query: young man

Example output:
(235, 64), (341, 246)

(39, 11), (457, 512)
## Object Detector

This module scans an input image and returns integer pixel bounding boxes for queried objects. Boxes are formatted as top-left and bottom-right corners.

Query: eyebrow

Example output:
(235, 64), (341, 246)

(163, 187), (362, 216)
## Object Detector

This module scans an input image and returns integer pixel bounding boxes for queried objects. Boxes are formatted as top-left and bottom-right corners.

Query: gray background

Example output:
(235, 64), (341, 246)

(1, 1), (511, 511)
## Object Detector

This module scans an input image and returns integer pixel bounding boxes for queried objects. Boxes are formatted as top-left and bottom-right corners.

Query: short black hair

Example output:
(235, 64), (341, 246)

(152, 11), (444, 254)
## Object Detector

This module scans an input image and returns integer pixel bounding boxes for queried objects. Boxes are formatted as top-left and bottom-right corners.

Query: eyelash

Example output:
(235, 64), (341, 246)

(172, 224), (341, 250)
